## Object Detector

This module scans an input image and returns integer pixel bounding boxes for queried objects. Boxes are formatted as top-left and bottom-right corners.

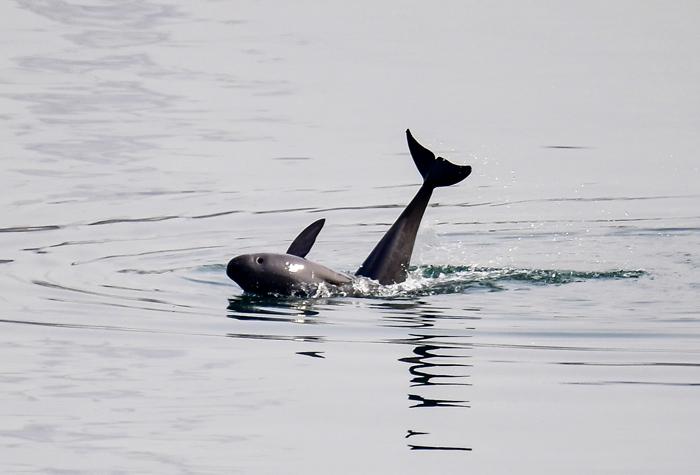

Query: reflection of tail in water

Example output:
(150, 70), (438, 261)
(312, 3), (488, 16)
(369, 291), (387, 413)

(408, 443), (472, 452)
(408, 393), (470, 408)
(396, 328), (473, 451)
(404, 341), (471, 409)
(296, 351), (325, 358)
(400, 344), (471, 387)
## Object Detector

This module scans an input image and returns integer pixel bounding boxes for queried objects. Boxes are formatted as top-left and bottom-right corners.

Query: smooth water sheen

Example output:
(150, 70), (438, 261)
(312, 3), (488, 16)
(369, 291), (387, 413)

(1, 1), (699, 473)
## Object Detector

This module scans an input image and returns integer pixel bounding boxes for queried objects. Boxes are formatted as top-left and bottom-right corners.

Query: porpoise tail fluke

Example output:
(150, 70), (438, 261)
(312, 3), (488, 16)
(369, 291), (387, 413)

(406, 129), (472, 189)
(355, 129), (472, 284)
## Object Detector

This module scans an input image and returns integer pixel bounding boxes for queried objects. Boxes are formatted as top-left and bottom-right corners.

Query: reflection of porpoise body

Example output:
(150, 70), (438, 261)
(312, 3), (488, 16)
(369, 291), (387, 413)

(226, 130), (472, 295)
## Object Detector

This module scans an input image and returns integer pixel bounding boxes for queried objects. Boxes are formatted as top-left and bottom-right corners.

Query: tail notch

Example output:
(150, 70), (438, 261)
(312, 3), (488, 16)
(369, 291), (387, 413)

(406, 129), (471, 188)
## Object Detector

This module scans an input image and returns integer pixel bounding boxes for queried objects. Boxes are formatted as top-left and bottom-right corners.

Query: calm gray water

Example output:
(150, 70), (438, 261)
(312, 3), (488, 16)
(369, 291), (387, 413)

(1, 1), (699, 473)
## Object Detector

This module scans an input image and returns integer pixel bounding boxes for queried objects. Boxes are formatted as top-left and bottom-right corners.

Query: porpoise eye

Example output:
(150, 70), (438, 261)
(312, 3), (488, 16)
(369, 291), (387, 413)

(256, 256), (264, 264)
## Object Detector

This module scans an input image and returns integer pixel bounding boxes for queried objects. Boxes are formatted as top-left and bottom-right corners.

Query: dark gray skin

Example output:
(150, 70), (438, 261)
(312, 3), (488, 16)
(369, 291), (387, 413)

(226, 252), (351, 295)
(226, 129), (472, 295)
(226, 217), (352, 295)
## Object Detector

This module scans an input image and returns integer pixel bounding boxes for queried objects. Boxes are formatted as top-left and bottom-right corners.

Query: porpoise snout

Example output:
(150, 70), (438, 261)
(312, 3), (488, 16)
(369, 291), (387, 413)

(226, 255), (249, 282)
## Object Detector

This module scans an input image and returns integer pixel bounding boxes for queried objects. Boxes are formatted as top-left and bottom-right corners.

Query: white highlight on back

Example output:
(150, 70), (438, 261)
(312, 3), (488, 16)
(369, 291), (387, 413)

(287, 263), (305, 273)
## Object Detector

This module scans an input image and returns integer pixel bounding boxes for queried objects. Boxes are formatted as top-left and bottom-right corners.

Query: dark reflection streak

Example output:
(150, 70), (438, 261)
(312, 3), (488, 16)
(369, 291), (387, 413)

(382, 314), (479, 330)
(490, 194), (700, 207)
(1, 318), (331, 346)
(390, 333), (473, 347)
(296, 351), (325, 358)
(224, 332), (473, 348)
(227, 333), (323, 343)
(0, 225), (61, 233)
(89, 216), (179, 226)
(101, 284), (162, 293)
(390, 338), (472, 351)
(227, 295), (321, 319)
(407, 371), (470, 388)
(475, 342), (623, 352)
(446, 215), (700, 226)
(183, 277), (230, 287)
(370, 300), (444, 312)
(23, 239), (103, 252)
(0, 318), (118, 331)
(32, 279), (191, 308)
(400, 345), (472, 387)
(47, 297), (198, 315)
(253, 207), (316, 215)
(119, 268), (178, 275)
(406, 344), (471, 362)
(190, 210), (241, 219)
(390, 334), (471, 345)
(0, 318), (198, 335)
(383, 319), (434, 329)
(73, 245), (222, 264)
(310, 204), (404, 213)
(405, 430), (429, 438)
(613, 228), (700, 236)
(376, 182), (422, 189)
(409, 445), (472, 452)
(233, 305), (318, 317)
(408, 394), (470, 408)
(0, 259), (13, 264)
(26, 237), (219, 256)
(229, 314), (319, 324)
(426, 201), (494, 210)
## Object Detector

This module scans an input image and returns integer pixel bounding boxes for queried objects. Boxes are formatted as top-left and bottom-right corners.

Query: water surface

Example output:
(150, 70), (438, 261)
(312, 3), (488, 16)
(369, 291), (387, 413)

(1, 1), (699, 473)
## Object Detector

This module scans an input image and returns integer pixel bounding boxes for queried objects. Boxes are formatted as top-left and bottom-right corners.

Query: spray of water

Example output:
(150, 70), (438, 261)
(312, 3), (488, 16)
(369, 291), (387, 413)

(307, 265), (646, 299)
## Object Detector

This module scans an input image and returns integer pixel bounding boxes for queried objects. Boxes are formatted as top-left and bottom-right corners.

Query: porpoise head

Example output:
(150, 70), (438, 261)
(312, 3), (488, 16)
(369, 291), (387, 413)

(226, 252), (312, 295)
